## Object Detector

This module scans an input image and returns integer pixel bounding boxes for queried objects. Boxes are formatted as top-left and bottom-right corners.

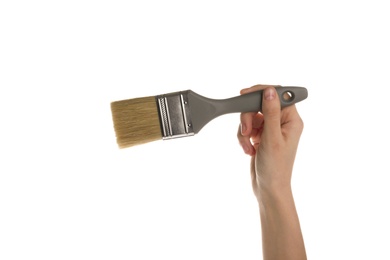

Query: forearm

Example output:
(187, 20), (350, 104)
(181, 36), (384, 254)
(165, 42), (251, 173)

(258, 187), (306, 260)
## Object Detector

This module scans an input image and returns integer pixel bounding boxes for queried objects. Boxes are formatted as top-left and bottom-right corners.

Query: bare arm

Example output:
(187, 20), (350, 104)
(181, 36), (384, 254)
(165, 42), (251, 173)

(238, 85), (307, 260)
(258, 185), (306, 259)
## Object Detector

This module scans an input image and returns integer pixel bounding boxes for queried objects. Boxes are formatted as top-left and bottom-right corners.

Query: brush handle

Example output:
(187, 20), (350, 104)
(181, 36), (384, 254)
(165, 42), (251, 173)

(218, 86), (308, 113)
(188, 86), (308, 133)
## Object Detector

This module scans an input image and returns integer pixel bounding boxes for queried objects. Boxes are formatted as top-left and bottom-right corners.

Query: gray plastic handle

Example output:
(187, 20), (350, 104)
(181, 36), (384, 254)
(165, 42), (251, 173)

(215, 86), (308, 113)
(188, 86), (308, 133)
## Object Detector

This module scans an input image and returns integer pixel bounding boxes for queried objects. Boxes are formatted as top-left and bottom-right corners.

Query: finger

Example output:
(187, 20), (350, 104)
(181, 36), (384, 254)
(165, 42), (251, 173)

(238, 112), (264, 155)
(250, 156), (257, 191)
(240, 84), (278, 95)
(239, 84), (272, 135)
(250, 128), (261, 151)
(239, 109), (264, 148)
(238, 84), (278, 156)
(281, 105), (304, 139)
(250, 113), (264, 139)
(250, 118), (264, 151)
(262, 87), (282, 139)
(237, 125), (255, 155)
(240, 112), (256, 136)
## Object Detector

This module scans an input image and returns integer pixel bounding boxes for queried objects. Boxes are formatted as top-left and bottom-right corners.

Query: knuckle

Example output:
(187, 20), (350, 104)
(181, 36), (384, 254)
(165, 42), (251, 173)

(294, 115), (304, 132)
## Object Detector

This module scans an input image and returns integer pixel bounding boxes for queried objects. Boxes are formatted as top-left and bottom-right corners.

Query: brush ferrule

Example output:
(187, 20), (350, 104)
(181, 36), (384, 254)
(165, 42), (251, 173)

(156, 91), (194, 140)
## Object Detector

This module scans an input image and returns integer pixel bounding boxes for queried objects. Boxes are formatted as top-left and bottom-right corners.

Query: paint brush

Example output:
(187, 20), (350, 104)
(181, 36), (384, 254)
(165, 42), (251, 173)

(110, 86), (308, 148)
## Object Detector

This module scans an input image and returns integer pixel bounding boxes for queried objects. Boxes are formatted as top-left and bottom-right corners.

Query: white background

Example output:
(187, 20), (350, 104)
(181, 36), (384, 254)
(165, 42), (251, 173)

(1, 1), (389, 259)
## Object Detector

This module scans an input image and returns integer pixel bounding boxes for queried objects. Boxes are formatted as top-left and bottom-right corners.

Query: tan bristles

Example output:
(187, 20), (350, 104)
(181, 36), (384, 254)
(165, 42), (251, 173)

(110, 96), (162, 148)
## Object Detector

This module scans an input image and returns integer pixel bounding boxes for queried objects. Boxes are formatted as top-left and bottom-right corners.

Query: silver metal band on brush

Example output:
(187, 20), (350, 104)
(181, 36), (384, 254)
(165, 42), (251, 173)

(156, 91), (195, 140)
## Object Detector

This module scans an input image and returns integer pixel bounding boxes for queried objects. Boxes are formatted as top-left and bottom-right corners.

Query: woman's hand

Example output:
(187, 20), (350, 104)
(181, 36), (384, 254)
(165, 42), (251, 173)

(237, 85), (304, 198)
(237, 84), (306, 260)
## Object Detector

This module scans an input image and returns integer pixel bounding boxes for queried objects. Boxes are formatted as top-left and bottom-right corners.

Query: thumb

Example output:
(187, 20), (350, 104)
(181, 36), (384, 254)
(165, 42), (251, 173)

(262, 87), (281, 138)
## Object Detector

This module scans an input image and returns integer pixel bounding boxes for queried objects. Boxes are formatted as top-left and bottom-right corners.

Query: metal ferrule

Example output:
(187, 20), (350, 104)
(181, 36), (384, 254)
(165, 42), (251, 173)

(156, 90), (194, 140)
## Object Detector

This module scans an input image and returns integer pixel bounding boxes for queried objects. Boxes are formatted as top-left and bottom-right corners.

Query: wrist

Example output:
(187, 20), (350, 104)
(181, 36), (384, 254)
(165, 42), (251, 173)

(257, 184), (294, 209)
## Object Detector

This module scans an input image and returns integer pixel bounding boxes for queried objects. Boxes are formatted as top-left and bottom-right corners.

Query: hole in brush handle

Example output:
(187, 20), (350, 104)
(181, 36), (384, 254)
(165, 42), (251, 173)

(276, 86), (308, 108)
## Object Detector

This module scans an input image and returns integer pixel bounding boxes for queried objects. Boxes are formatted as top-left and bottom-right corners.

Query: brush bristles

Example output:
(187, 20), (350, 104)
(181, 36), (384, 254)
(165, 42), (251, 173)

(111, 96), (162, 148)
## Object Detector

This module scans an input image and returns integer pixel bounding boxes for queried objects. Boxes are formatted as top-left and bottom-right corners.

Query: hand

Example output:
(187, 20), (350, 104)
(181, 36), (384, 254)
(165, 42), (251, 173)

(237, 85), (304, 199)
(237, 85), (306, 259)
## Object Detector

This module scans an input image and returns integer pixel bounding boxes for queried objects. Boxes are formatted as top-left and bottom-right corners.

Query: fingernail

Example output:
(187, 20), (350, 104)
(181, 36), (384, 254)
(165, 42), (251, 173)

(241, 123), (246, 135)
(264, 87), (275, 100)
